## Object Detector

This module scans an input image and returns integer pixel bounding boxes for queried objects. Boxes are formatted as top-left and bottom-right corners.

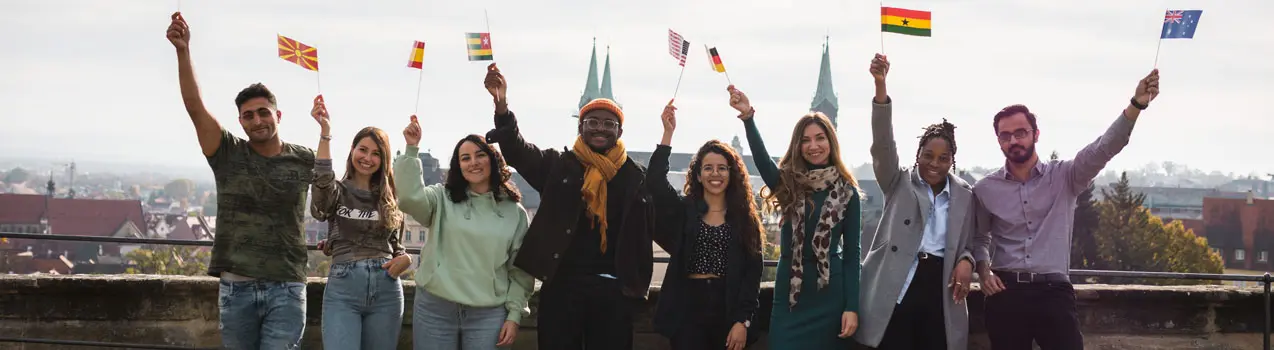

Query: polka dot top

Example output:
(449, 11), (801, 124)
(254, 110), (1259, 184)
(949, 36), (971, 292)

(689, 221), (730, 276)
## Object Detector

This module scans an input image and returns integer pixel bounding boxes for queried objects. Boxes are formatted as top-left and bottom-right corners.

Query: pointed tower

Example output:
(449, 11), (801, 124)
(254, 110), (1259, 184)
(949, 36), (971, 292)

(576, 38), (602, 113)
(600, 46), (614, 100)
(809, 37), (839, 129)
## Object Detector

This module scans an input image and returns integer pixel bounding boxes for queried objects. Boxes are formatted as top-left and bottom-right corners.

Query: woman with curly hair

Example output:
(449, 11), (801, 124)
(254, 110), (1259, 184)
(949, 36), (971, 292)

(730, 85), (864, 349)
(393, 116), (534, 350)
(648, 101), (765, 350)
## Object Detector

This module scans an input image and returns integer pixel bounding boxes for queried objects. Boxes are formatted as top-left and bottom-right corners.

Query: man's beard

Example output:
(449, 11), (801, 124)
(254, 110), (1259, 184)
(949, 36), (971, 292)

(1004, 143), (1035, 164)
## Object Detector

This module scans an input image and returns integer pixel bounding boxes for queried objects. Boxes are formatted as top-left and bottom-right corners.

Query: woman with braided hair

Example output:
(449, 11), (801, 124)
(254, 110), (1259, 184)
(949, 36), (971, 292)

(854, 53), (978, 350)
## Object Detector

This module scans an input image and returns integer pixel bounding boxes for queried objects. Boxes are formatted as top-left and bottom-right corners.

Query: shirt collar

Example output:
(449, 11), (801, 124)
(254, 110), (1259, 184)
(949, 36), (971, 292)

(997, 159), (1048, 181)
(913, 170), (951, 196)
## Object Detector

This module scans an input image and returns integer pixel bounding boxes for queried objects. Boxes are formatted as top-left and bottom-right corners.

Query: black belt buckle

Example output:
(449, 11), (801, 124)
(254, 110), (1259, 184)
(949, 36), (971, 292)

(1015, 272), (1037, 283)
(917, 252), (933, 260)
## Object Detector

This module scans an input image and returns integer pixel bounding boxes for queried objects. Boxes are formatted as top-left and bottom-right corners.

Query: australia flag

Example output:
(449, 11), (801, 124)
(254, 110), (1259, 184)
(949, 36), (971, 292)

(1161, 10), (1203, 39)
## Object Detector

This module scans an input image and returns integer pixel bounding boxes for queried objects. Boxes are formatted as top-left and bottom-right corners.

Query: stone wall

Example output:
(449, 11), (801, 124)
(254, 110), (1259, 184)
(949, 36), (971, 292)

(0, 275), (1269, 349)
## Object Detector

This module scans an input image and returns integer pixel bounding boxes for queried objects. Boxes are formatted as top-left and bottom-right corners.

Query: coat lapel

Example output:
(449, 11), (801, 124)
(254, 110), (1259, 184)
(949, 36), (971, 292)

(907, 169), (932, 229)
(944, 178), (970, 258)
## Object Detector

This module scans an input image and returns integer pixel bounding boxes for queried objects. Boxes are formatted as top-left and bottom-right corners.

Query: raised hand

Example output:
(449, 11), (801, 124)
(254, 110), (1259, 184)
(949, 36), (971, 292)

(404, 116), (422, 147)
(1133, 69), (1160, 107)
(661, 99), (677, 134)
(870, 54), (889, 85)
(310, 95), (329, 134)
(484, 63), (507, 104)
(727, 85), (753, 120)
(166, 12), (190, 51)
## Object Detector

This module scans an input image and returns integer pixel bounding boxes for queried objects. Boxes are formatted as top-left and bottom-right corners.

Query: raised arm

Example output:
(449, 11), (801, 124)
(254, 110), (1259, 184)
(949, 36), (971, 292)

(308, 96), (341, 221)
(504, 206), (535, 323)
(167, 12), (223, 157)
(482, 63), (561, 192)
(1066, 69), (1158, 194)
(729, 86), (781, 189)
(648, 101), (687, 252)
(394, 120), (445, 224)
(868, 54), (904, 195)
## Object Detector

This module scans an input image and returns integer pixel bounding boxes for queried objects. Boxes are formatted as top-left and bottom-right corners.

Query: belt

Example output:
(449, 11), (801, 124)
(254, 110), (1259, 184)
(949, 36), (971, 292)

(993, 270), (1068, 284)
(917, 252), (943, 260)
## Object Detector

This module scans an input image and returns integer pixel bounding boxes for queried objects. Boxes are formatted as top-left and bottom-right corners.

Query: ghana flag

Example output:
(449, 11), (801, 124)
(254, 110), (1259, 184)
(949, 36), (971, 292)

(881, 7), (931, 37)
(466, 32), (493, 61)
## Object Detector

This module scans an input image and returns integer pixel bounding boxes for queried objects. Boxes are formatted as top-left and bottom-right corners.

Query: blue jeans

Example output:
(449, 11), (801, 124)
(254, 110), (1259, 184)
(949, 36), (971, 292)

(322, 258), (405, 350)
(413, 288), (508, 350)
(217, 279), (307, 350)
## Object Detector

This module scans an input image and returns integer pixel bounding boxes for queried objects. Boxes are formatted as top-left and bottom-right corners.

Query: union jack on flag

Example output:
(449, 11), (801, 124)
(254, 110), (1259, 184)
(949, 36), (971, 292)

(1164, 11), (1183, 24)
(667, 29), (690, 66)
(1160, 9), (1202, 39)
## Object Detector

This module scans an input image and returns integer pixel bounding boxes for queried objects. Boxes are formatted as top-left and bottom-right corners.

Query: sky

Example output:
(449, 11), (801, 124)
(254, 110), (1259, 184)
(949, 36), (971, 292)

(1, 0), (1271, 181)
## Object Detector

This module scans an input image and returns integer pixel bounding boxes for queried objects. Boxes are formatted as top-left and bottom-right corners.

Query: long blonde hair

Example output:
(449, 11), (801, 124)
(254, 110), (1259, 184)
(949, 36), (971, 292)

(344, 127), (403, 232)
(759, 112), (860, 219)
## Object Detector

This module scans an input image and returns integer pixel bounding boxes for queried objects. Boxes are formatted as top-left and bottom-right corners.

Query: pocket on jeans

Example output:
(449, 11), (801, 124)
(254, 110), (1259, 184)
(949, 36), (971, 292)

(328, 263), (351, 279)
(285, 284), (306, 302)
(218, 282), (233, 308)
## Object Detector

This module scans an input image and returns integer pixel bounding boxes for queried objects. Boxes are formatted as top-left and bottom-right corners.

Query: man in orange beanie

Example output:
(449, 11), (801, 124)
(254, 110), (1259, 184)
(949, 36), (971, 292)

(483, 63), (660, 350)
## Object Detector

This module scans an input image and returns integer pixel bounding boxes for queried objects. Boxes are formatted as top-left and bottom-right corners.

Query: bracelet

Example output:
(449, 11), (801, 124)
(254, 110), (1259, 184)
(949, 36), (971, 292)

(1129, 97), (1148, 110)
(320, 135), (332, 141)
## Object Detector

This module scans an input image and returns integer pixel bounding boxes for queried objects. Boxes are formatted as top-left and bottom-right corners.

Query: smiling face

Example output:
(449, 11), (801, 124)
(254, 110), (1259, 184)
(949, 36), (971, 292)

(237, 97), (280, 143)
(698, 152), (731, 196)
(800, 122), (831, 166)
(349, 136), (383, 178)
(917, 137), (953, 187)
(579, 109), (621, 151)
(457, 140), (492, 186)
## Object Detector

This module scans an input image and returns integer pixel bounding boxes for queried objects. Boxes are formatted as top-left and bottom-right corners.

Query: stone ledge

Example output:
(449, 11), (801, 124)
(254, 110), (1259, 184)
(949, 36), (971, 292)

(0, 275), (1269, 349)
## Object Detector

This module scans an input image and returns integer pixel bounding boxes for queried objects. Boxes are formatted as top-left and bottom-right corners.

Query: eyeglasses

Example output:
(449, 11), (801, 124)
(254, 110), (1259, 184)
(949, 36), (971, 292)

(997, 128), (1034, 142)
(582, 118), (619, 131)
(701, 165), (730, 175)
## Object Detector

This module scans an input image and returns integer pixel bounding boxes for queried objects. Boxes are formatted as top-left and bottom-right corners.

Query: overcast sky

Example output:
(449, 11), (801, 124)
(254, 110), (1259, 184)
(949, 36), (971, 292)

(1, 0), (1269, 180)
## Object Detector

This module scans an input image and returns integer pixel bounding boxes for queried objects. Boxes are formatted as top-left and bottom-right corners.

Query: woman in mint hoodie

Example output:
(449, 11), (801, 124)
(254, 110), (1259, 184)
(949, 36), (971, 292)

(309, 96), (412, 350)
(394, 116), (534, 350)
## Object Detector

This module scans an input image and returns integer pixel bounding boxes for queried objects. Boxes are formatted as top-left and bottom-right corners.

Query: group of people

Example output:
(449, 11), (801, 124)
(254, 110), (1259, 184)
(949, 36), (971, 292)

(168, 10), (1160, 350)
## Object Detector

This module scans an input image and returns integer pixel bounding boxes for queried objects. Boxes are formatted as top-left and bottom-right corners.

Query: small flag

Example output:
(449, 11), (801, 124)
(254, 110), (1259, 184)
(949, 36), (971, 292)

(407, 41), (425, 69)
(1161, 10), (1202, 39)
(466, 32), (494, 61)
(277, 35), (319, 71)
(705, 45), (725, 73)
(668, 29), (690, 66)
(881, 7), (932, 37)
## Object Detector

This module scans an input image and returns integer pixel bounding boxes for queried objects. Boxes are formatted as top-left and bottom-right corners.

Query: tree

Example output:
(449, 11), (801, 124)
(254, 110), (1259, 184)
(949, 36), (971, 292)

(1050, 150), (1060, 161)
(1070, 184), (1101, 273)
(1092, 172), (1223, 285)
(124, 245), (211, 276)
(4, 167), (31, 184)
(165, 179), (195, 208)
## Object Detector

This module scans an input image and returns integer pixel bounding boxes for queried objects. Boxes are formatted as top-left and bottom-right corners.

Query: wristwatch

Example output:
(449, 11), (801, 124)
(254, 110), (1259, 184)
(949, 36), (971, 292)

(1130, 97), (1148, 110)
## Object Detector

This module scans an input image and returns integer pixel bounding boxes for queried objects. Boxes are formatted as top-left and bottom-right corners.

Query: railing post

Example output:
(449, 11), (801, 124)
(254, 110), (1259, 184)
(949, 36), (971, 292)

(1265, 273), (1271, 350)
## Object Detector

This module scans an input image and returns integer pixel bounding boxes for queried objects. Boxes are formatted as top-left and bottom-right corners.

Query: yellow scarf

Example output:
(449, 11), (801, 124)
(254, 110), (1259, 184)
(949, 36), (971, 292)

(571, 136), (628, 253)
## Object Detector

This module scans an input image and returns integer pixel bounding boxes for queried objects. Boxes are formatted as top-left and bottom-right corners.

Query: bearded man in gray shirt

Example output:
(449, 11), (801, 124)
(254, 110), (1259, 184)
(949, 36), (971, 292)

(971, 69), (1160, 350)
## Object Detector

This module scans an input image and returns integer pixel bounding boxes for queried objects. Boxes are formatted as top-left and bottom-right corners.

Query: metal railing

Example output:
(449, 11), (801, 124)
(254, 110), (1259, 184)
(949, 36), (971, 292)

(0, 232), (1270, 349)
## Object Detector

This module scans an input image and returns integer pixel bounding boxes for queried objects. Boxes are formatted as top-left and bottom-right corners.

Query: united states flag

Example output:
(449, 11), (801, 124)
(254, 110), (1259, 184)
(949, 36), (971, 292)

(668, 29), (690, 66)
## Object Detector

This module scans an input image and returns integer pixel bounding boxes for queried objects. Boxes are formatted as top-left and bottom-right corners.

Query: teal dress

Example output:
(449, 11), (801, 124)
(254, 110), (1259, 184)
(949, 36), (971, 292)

(743, 118), (862, 349)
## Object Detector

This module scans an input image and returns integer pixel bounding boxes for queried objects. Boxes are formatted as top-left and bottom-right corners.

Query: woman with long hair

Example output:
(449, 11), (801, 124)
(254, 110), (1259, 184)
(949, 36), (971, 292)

(729, 85), (863, 349)
(309, 96), (410, 350)
(394, 116), (534, 350)
(648, 101), (765, 350)
(855, 54), (976, 350)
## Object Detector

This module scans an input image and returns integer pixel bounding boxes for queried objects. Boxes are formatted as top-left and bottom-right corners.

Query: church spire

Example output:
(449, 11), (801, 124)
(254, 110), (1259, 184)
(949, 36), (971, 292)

(600, 46), (614, 101)
(809, 37), (839, 129)
(576, 38), (602, 112)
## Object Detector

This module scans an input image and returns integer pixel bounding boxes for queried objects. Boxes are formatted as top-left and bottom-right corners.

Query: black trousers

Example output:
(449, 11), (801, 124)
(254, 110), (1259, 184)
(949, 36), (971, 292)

(983, 274), (1084, 350)
(537, 273), (636, 350)
(876, 253), (948, 350)
(669, 278), (731, 350)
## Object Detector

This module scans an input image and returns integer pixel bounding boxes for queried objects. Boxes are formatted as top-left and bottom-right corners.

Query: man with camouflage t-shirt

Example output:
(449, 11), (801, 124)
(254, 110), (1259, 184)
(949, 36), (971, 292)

(168, 12), (314, 349)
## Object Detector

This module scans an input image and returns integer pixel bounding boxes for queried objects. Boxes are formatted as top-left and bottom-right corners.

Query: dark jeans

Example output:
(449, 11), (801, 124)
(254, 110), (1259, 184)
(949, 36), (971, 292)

(537, 274), (636, 350)
(669, 278), (730, 350)
(877, 254), (947, 350)
(984, 275), (1084, 350)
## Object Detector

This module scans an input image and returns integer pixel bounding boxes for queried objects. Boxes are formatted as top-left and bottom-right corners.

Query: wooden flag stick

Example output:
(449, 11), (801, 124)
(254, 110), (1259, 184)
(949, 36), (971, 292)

(413, 69), (425, 114)
(671, 63), (688, 99)
(1153, 7), (1166, 68)
(316, 72), (322, 95)
(879, 1), (886, 54)
(724, 70), (733, 86)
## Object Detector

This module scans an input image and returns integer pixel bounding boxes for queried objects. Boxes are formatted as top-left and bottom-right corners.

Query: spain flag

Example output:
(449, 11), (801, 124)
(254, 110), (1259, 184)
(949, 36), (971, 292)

(278, 35), (319, 71)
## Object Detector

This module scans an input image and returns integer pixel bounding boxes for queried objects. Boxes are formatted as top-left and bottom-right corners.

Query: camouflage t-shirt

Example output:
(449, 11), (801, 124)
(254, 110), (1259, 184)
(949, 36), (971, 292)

(206, 129), (315, 282)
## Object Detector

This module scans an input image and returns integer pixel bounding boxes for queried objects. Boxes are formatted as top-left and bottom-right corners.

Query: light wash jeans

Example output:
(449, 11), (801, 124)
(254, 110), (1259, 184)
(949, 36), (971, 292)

(217, 279), (307, 350)
(322, 257), (405, 349)
(413, 288), (509, 350)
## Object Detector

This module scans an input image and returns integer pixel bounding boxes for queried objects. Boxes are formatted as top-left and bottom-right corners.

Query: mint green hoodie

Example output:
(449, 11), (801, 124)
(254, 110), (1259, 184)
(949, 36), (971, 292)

(393, 145), (534, 323)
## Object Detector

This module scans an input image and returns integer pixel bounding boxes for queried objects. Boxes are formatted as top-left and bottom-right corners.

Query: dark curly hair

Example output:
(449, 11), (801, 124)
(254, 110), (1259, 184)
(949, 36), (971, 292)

(684, 140), (764, 257)
(445, 134), (521, 203)
(916, 118), (958, 170)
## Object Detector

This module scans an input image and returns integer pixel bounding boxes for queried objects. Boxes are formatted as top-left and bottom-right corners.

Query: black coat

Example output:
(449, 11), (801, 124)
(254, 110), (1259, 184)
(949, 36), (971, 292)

(485, 110), (657, 299)
(646, 145), (763, 341)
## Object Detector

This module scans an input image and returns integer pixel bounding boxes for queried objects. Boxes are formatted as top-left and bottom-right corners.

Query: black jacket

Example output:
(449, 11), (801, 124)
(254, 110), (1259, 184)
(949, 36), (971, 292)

(646, 145), (763, 340)
(485, 110), (658, 299)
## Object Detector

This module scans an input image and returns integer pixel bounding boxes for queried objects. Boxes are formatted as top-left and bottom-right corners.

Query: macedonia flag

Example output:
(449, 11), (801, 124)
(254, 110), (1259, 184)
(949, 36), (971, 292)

(278, 35), (319, 71)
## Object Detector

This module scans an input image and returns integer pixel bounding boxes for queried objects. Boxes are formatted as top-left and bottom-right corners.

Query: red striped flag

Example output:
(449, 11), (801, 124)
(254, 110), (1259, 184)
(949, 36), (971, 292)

(667, 29), (690, 66)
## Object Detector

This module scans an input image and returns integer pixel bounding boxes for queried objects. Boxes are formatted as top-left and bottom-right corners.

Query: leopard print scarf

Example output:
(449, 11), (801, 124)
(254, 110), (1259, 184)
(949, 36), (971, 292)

(787, 167), (852, 309)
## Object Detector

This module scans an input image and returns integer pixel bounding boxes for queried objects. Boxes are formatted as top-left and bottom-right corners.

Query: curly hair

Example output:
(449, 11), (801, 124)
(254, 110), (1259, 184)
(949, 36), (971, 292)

(684, 140), (764, 257)
(445, 134), (522, 203)
(344, 127), (402, 232)
(916, 118), (958, 170)
(759, 112), (860, 220)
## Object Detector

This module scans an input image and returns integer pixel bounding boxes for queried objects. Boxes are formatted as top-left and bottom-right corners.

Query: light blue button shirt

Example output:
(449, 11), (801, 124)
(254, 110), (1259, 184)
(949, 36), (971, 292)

(897, 173), (950, 304)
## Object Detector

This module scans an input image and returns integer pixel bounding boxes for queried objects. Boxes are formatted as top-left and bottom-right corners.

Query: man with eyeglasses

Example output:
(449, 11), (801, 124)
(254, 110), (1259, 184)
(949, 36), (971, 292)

(970, 69), (1160, 349)
(482, 63), (658, 350)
